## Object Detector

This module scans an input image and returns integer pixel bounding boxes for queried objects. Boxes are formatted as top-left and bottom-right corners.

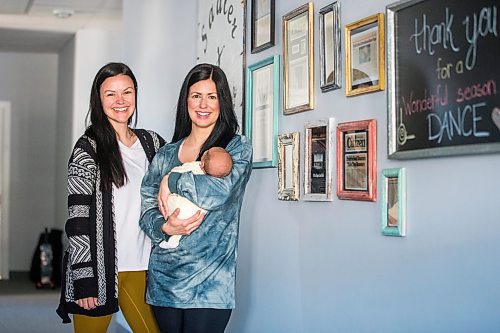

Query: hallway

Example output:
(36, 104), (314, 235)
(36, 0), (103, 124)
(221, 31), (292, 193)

(0, 272), (125, 333)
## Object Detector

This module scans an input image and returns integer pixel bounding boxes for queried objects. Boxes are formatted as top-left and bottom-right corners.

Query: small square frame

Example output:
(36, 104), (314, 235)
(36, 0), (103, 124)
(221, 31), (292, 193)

(381, 168), (406, 236)
(246, 55), (280, 168)
(336, 119), (377, 201)
(282, 2), (314, 114)
(251, 0), (275, 53)
(304, 118), (335, 201)
(278, 132), (300, 201)
(319, 1), (341, 92)
(345, 13), (385, 96)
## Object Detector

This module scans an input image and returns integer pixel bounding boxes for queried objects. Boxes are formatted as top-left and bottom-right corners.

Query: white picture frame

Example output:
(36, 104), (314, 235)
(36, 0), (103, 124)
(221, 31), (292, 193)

(304, 118), (335, 201)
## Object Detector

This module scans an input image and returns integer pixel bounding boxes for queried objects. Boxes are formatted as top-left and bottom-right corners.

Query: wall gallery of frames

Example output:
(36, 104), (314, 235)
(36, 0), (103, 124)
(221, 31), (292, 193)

(201, 0), (499, 236)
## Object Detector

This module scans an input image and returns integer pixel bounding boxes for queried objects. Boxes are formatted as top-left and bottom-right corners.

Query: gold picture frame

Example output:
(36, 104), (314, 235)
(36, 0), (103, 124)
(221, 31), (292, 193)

(282, 2), (314, 114)
(345, 13), (385, 97)
(278, 132), (300, 201)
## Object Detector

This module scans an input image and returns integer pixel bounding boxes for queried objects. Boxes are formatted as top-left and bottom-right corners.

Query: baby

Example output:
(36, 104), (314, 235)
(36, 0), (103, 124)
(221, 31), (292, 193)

(159, 147), (233, 249)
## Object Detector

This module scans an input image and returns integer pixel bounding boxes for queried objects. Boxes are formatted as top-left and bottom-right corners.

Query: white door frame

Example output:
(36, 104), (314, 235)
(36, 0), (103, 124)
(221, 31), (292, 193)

(0, 101), (11, 280)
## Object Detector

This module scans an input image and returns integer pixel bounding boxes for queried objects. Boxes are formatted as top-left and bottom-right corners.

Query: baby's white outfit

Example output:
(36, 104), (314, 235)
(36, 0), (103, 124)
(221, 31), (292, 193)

(159, 162), (207, 249)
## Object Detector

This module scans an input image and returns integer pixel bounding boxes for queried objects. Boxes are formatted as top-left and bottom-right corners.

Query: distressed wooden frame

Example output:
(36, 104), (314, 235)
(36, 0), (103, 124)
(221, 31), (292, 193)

(278, 132), (300, 201)
(337, 119), (377, 201)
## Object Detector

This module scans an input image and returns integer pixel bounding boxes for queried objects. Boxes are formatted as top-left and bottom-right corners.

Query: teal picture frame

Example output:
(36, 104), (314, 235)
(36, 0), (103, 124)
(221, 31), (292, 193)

(381, 168), (406, 236)
(246, 55), (280, 168)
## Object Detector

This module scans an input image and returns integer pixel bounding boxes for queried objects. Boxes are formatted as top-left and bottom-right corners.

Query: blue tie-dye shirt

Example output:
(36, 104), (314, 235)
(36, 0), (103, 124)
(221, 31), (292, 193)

(140, 135), (252, 309)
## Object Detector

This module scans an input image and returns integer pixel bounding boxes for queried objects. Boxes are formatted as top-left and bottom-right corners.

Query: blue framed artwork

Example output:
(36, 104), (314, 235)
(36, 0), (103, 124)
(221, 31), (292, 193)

(381, 167), (406, 236)
(246, 55), (280, 168)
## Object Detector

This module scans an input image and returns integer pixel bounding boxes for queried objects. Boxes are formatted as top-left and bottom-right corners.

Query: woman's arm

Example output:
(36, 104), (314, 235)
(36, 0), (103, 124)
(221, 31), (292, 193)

(166, 136), (253, 211)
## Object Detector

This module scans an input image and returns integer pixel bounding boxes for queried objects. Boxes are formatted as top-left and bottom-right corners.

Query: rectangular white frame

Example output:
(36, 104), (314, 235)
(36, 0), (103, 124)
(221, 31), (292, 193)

(304, 118), (335, 201)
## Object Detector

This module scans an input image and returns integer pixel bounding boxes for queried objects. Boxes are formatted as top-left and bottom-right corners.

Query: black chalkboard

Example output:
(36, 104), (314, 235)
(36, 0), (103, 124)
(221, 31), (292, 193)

(387, 0), (500, 159)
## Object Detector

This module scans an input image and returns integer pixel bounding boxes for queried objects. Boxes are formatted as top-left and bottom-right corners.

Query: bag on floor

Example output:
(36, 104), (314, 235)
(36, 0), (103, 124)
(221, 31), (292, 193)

(29, 228), (63, 288)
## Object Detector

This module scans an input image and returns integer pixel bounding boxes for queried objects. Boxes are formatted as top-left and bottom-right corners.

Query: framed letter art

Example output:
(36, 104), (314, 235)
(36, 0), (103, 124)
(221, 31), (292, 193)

(345, 13), (385, 97)
(319, 2), (341, 92)
(283, 2), (314, 115)
(246, 55), (280, 168)
(251, 0), (275, 53)
(381, 168), (407, 236)
(278, 132), (300, 201)
(198, 0), (246, 132)
(304, 118), (335, 201)
(337, 119), (377, 201)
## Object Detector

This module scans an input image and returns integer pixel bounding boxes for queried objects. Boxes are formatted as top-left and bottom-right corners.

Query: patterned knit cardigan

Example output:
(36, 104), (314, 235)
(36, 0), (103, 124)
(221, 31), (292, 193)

(57, 129), (165, 323)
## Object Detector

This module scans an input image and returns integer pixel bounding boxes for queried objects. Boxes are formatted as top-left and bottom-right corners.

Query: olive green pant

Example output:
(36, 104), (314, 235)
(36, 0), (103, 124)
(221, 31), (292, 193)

(73, 271), (159, 333)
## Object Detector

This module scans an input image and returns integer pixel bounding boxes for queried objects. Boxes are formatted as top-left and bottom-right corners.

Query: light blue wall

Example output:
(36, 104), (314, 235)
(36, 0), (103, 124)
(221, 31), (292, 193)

(123, 0), (500, 332)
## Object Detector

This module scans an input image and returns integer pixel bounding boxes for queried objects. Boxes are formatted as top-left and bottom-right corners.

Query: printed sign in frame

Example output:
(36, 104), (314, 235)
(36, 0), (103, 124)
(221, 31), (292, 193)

(337, 119), (377, 201)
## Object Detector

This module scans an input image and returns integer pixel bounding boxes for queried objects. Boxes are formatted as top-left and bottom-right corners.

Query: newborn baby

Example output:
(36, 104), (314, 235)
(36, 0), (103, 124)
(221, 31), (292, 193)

(159, 147), (233, 249)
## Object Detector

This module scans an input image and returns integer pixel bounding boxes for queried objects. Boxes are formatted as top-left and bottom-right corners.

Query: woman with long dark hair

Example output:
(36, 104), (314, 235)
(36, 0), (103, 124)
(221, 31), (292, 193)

(57, 62), (164, 332)
(140, 63), (253, 333)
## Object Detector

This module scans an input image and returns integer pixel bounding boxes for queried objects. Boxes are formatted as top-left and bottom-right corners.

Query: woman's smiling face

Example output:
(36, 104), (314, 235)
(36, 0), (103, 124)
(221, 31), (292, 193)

(187, 79), (220, 131)
(100, 74), (136, 128)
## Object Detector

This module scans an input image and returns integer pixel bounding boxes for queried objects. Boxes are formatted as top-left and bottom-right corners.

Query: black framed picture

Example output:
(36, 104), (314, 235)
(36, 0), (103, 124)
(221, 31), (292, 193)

(251, 0), (275, 53)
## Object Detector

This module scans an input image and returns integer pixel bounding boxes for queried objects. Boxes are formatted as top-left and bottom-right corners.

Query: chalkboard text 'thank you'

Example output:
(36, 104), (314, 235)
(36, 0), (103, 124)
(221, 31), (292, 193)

(410, 5), (497, 70)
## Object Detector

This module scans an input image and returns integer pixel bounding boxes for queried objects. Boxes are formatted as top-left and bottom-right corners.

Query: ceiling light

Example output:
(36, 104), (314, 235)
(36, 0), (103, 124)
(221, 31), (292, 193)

(53, 8), (75, 19)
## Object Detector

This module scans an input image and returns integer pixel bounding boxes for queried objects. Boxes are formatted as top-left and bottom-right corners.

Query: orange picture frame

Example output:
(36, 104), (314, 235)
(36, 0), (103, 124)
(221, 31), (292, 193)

(336, 119), (377, 201)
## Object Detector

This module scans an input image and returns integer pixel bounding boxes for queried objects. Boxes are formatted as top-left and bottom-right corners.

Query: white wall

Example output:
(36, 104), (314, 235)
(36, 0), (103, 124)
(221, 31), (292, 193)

(54, 37), (75, 231)
(123, 0), (198, 139)
(0, 52), (58, 271)
(123, 0), (500, 332)
(72, 29), (123, 143)
(0, 27), (122, 271)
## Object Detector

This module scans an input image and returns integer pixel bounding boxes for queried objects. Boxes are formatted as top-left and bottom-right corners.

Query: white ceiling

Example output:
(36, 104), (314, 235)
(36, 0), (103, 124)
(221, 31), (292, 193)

(0, 0), (122, 52)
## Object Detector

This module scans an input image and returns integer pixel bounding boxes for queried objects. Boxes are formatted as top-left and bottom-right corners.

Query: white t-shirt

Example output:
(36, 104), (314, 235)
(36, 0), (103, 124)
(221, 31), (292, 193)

(113, 139), (151, 271)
